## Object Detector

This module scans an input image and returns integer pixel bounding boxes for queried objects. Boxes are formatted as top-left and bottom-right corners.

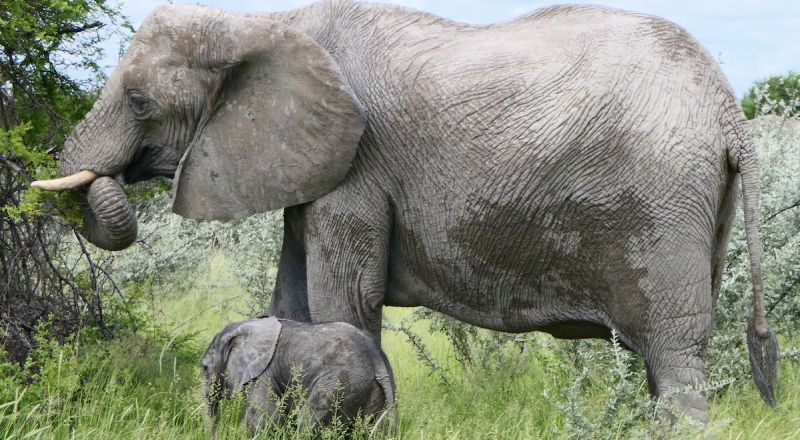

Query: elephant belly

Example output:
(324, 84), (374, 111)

(384, 195), (650, 333)
(386, 238), (610, 334)
(387, 271), (609, 336)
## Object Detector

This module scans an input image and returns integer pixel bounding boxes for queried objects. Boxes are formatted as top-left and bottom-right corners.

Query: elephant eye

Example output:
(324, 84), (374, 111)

(127, 91), (154, 119)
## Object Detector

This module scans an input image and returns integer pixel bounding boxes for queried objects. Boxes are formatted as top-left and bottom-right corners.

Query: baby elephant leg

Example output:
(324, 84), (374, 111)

(297, 386), (342, 432)
(244, 378), (281, 435)
(298, 374), (377, 432)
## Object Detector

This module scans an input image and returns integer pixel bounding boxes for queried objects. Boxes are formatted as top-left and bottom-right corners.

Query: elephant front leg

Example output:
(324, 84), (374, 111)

(268, 206), (311, 321)
(303, 190), (391, 340)
(244, 378), (282, 436)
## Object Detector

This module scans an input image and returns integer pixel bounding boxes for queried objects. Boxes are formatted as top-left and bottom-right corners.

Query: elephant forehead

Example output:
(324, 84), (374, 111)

(134, 5), (217, 52)
(121, 59), (204, 101)
(124, 52), (178, 82)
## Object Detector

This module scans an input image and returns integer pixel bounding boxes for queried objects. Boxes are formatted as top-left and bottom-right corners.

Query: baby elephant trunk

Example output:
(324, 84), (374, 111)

(203, 378), (223, 434)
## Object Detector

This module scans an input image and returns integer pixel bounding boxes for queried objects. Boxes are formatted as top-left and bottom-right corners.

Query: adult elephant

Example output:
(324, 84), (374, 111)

(33, 1), (777, 422)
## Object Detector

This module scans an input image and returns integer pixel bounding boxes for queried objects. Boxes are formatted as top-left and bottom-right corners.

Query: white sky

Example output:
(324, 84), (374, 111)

(104, 0), (799, 97)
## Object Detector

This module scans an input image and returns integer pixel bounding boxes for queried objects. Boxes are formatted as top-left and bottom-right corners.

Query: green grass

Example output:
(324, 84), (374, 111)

(1, 250), (798, 439)
(143, 251), (251, 341)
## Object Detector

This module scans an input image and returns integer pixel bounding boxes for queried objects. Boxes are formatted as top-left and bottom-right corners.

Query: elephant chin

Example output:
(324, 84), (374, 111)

(81, 177), (137, 251)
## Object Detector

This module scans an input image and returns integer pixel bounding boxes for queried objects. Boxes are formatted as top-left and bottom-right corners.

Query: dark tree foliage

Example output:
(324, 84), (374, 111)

(742, 71), (800, 119)
(0, 0), (130, 363)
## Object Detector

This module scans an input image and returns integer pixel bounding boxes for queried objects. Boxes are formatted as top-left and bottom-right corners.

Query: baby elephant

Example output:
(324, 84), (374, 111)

(201, 316), (395, 435)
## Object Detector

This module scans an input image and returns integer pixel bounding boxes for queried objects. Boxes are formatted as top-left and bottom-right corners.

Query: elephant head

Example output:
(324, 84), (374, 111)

(201, 317), (282, 420)
(32, 5), (365, 250)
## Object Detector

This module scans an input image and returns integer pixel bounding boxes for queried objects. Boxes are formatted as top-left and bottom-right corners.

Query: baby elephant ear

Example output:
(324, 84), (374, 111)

(172, 9), (365, 220)
(227, 317), (282, 394)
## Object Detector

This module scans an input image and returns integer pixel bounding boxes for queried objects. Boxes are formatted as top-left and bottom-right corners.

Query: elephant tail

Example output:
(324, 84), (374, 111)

(369, 348), (397, 436)
(727, 120), (779, 408)
(373, 349), (396, 408)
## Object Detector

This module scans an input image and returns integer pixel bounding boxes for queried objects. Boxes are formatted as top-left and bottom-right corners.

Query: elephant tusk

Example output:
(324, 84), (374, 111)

(31, 170), (99, 191)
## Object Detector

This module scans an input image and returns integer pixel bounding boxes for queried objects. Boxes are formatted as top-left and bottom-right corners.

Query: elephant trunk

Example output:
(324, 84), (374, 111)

(80, 177), (137, 251)
(33, 124), (139, 251)
(203, 378), (222, 435)
(208, 398), (220, 434)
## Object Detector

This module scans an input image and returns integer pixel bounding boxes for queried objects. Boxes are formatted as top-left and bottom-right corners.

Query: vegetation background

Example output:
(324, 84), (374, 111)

(1, 1), (799, 438)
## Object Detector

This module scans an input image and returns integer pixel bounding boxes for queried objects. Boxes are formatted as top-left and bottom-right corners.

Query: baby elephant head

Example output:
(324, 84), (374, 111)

(201, 317), (282, 420)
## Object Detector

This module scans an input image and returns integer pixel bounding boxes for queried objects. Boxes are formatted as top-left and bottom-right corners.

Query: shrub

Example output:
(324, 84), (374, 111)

(741, 72), (800, 119)
(0, 0), (131, 363)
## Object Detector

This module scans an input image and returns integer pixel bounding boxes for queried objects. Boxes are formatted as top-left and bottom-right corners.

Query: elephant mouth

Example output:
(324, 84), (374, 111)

(123, 143), (179, 184)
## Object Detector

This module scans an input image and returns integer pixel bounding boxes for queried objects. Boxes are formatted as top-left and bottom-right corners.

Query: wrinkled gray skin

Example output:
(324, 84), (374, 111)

(53, 1), (777, 423)
(201, 317), (395, 435)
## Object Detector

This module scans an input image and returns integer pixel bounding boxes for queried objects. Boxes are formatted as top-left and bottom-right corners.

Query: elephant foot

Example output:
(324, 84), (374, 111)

(668, 390), (709, 424)
(644, 390), (714, 440)
(644, 349), (711, 425)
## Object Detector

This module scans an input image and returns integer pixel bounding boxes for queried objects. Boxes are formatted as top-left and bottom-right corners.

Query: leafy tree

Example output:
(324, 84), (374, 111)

(741, 71), (800, 119)
(0, 0), (131, 362)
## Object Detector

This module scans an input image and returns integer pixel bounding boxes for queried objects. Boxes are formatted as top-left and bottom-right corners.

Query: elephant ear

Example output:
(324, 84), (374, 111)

(171, 9), (365, 220)
(226, 316), (282, 395)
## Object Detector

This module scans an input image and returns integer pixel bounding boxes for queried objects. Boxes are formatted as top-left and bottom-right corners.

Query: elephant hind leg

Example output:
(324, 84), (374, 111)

(298, 385), (365, 433)
(640, 282), (714, 424)
(626, 246), (714, 424)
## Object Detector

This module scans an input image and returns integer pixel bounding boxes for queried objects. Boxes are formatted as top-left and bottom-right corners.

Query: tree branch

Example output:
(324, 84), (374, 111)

(767, 276), (800, 316)
(58, 21), (104, 35)
(765, 198), (800, 222)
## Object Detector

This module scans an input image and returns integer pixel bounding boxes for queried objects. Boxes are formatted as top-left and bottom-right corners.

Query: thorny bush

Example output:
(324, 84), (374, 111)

(0, 0), (131, 363)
